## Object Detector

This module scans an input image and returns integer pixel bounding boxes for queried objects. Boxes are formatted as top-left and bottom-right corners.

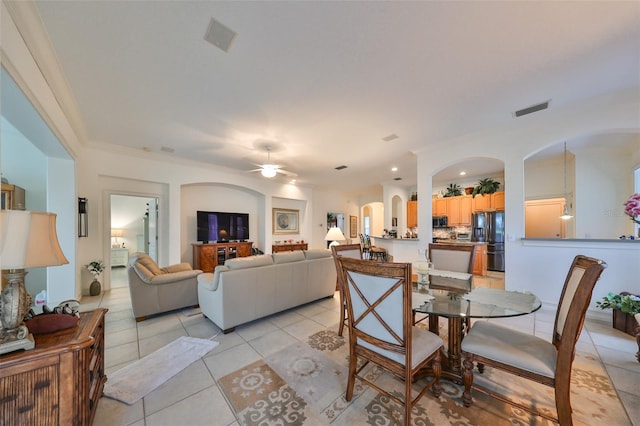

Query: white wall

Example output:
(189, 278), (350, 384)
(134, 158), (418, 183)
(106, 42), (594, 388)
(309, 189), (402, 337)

(418, 90), (640, 314)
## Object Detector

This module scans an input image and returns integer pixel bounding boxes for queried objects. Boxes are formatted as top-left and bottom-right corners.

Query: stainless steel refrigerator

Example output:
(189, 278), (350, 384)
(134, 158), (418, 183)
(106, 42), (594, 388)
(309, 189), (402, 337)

(471, 211), (505, 272)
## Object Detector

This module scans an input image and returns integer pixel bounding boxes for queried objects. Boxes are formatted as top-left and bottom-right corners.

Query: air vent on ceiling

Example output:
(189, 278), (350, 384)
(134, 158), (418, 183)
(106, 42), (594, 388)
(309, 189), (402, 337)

(204, 17), (237, 53)
(394, 177), (402, 181)
(382, 134), (399, 142)
(514, 100), (550, 118)
(160, 146), (175, 153)
(335, 165), (348, 170)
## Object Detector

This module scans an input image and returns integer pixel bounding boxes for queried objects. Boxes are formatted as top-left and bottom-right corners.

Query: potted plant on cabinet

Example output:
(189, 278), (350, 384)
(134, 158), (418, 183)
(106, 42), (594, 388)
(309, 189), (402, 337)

(443, 183), (463, 197)
(596, 292), (640, 336)
(471, 177), (500, 197)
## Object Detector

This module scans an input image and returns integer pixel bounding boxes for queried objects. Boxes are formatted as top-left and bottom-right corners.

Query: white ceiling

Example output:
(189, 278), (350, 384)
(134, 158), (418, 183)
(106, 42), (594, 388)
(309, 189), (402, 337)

(26, 1), (640, 193)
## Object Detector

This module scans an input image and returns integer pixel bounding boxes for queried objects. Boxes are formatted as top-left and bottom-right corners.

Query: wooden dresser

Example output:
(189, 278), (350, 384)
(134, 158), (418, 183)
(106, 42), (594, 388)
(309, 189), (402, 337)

(0, 309), (108, 425)
(193, 242), (253, 273)
(272, 243), (308, 253)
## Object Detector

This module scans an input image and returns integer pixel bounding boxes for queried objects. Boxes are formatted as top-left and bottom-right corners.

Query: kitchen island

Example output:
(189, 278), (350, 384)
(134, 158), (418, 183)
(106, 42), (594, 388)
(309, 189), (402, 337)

(371, 236), (421, 262)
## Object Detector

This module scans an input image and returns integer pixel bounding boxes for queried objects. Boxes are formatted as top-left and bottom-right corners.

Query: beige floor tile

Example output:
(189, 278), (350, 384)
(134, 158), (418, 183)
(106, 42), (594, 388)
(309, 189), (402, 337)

(204, 342), (262, 379)
(235, 319), (279, 341)
(136, 314), (185, 340)
(618, 390), (640, 426)
(606, 364), (640, 397)
(295, 302), (329, 318)
(597, 345), (640, 375)
(309, 309), (340, 328)
(144, 386), (236, 426)
(205, 331), (245, 356)
(268, 310), (307, 328)
(105, 341), (139, 369)
(105, 326), (138, 348)
(143, 359), (216, 416)
(138, 328), (188, 357)
(248, 328), (299, 357)
(93, 395), (144, 426)
(283, 318), (326, 340)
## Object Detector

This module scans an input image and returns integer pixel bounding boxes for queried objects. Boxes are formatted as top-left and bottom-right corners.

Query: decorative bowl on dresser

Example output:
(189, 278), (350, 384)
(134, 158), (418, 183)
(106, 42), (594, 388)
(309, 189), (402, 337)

(0, 308), (108, 425)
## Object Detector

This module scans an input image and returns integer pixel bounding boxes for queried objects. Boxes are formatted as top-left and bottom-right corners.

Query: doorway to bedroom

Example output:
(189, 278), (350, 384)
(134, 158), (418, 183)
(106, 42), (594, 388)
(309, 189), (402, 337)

(110, 194), (158, 289)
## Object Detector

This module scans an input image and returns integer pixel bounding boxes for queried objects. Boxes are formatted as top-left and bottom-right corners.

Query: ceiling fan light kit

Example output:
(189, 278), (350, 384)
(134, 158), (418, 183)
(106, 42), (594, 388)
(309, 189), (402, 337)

(261, 165), (277, 178)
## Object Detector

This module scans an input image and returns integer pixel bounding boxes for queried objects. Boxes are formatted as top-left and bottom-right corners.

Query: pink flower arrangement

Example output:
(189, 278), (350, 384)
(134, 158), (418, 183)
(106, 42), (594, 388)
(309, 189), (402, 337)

(624, 193), (640, 225)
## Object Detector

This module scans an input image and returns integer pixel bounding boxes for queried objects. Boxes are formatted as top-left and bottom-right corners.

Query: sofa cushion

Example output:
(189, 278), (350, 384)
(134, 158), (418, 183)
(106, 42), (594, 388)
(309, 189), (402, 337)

(225, 254), (274, 270)
(273, 251), (306, 264)
(133, 262), (156, 283)
(161, 262), (193, 273)
(136, 254), (163, 275)
(197, 266), (229, 291)
(304, 249), (332, 259)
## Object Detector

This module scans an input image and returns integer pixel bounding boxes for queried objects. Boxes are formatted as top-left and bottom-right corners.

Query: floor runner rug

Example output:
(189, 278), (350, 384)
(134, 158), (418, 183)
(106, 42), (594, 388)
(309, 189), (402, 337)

(217, 328), (630, 425)
(104, 336), (218, 404)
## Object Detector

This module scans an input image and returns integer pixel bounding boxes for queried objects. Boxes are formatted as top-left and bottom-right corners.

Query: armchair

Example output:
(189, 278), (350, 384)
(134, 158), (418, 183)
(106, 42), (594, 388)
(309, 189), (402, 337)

(128, 252), (202, 321)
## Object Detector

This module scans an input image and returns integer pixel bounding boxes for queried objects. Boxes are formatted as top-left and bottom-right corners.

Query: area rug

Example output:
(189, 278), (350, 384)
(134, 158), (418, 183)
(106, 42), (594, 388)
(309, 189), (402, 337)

(104, 336), (218, 404)
(218, 328), (630, 425)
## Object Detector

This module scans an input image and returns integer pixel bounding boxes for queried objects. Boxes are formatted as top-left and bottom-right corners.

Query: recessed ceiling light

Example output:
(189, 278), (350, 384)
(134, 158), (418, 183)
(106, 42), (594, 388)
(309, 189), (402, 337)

(391, 167), (398, 172)
(290, 179), (296, 184)
(459, 171), (466, 176)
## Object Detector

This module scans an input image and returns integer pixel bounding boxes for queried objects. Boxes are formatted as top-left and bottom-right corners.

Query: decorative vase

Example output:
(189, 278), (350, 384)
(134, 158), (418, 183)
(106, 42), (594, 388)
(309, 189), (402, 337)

(89, 279), (101, 296)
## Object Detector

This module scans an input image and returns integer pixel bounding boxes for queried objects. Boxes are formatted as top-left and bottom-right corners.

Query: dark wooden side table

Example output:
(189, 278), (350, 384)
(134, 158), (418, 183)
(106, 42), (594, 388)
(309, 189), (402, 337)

(0, 308), (108, 425)
(272, 243), (308, 253)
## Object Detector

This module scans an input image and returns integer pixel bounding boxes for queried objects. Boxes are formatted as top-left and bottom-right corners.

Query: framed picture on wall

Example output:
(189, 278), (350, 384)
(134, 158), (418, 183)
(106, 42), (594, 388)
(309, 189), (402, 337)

(350, 215), (357, 238)
(273, 208), (299, 234)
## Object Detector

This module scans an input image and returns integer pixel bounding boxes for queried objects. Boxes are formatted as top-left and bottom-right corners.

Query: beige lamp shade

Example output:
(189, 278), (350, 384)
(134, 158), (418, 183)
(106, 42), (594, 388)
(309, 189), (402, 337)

(0, 210), (69, 269)
(111, 229), (123, 238)
(325, 227), (346, 247)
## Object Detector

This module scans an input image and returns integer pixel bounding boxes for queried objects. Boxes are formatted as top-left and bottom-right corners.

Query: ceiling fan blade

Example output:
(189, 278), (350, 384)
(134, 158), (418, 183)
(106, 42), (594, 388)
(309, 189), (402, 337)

(276, 169), (298, 177)
(247, 168), (262, 173)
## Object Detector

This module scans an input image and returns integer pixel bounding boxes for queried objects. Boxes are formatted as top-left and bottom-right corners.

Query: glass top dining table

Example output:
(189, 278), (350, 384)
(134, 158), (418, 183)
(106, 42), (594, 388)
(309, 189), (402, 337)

(413, 279), (542, 380)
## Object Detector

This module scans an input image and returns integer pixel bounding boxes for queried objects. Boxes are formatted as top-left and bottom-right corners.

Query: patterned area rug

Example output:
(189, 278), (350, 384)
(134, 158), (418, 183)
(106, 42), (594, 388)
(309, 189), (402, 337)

(218, 328), (629, 425)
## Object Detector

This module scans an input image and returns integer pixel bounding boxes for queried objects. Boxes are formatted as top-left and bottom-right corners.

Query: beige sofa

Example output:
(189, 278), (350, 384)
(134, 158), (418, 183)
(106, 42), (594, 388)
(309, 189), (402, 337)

(128, 252), (202, 321)
(197, 249), (336, 333)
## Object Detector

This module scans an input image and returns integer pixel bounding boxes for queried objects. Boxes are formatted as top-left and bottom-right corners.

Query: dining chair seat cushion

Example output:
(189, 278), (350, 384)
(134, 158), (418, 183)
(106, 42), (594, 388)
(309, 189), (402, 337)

(461, 321), (557, 378)
(359, 326), (442, 369)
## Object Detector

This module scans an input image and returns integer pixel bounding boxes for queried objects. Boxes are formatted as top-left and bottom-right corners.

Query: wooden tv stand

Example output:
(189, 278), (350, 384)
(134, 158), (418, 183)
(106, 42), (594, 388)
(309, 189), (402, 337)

(193, 241), (253, 273)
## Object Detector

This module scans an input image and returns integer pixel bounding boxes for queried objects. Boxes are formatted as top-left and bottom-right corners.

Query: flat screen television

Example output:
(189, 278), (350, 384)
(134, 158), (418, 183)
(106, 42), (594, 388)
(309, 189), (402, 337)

(197, 211), (250, 243)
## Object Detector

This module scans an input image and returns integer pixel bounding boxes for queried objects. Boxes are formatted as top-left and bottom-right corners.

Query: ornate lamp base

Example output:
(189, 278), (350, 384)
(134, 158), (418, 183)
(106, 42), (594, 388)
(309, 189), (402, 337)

(0, 333), (35, 355)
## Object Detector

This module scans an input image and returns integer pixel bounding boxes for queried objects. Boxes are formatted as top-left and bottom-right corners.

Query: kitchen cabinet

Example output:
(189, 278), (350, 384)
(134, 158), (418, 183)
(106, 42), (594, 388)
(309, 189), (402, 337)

(492, 191), (505, 211)
(472, 194), (491, 212)
(445, 195), (472, 226)
(472, 244), (487, 276)
(471, 191), (504, 212)
(433, 198), (447, 217)
(407, 201), (418, 228)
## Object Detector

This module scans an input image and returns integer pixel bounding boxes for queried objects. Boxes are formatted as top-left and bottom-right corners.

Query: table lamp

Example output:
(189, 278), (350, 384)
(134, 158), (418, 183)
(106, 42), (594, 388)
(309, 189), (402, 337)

(111, 228), (123, 247)
(0, 210), (69, 354)
(325, 227), (346, 248)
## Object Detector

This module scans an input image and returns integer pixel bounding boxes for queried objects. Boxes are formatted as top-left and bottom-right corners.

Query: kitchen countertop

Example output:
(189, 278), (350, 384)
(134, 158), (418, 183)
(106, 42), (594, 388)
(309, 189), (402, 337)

(433, 239), (486, 245)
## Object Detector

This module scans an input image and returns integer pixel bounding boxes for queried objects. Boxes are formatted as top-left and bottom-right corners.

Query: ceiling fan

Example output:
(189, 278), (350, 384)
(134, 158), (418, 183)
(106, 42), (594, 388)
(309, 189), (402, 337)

(248, 145), (297, 178)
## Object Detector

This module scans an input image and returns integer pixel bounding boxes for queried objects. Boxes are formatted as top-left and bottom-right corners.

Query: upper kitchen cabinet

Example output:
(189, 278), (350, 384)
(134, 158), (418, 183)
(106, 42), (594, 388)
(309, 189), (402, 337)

(407, 200), (418, 228)
(446, 195), (472, 226)
(471, 191), (504, 212)
(432, 197), (447, 217)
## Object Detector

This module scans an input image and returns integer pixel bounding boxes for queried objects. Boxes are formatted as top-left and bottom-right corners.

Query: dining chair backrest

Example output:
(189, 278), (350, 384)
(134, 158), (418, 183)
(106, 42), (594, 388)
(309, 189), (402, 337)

(428, 243), (475, 274)
(338, 256), (412, 362)
(337, 256), (443, 425)
(331, 244), (364, 336)
(553, 255), (607, 353)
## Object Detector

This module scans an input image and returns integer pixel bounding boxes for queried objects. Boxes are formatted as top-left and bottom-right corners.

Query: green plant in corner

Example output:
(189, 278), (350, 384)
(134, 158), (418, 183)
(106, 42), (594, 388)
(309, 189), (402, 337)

(596, 292), (640, 315)
(471, 177), (501, 197)
(443, 183), (463, 198)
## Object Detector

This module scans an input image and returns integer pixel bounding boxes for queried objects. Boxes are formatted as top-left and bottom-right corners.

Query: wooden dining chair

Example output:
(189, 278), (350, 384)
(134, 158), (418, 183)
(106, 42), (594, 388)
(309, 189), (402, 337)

(428, 242), (475, 289)
(331, 244), (363, 337)
(337, 256), (443, 426)
(460, 255), (607, 425)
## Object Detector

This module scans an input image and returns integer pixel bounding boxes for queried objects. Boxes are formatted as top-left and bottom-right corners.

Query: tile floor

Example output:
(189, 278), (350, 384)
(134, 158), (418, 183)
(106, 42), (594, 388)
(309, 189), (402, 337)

(82, 269), (639, 425)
